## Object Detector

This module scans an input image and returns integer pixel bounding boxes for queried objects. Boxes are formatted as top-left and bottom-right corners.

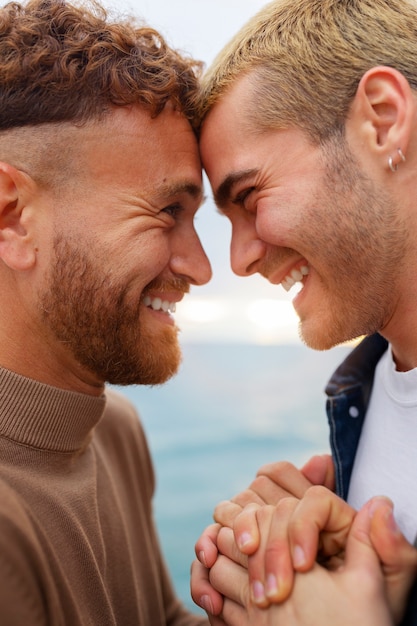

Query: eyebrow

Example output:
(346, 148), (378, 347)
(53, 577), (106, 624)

(214, 169), (259, 209)
(159, 181), (204, 202)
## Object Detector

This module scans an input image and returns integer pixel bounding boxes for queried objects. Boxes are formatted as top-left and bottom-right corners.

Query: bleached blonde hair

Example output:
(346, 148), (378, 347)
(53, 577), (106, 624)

(196, 0), (417, 142)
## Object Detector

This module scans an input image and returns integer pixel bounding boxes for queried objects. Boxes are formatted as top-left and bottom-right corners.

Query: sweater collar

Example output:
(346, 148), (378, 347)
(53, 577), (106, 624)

(0, 366), (106, 452)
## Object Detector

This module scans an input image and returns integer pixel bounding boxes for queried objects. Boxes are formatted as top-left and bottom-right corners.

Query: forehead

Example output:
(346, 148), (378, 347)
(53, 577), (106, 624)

(200, 80), (254, 165)
(200, 85), (321, 211)
(80, 105), (203, 196)
(199, 76), (271, 204)
(201, 74), (256, 143)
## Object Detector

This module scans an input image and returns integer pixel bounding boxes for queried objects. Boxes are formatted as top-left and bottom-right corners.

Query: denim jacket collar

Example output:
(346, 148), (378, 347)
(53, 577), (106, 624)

(325, 333), (388, 499)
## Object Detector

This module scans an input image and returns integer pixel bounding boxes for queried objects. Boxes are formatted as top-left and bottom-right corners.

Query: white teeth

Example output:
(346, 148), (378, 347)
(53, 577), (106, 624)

(143, 296), (176, 314)
(282, 277), (295, 292)
(290, 269), (303, 282)
(281, 265), (310, 293)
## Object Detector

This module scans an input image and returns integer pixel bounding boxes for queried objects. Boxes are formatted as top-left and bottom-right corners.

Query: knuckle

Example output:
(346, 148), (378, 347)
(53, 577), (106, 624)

(276, 495), (298, 514)
(265, 541), (284, 561)
(215, 499), (234, 512)
(257, 460), (296, 479)
(240, 501), (261, 515)
(289, 514), (307, 537)
(305, 484), (329, 498)
(217, 525), (231, 541)
(213, 500), (238, 524)
(232, 489), (255, 506)
(254, 503), (274, 524)
(250, 474), (272, 493)
(234, 487), (264, 507)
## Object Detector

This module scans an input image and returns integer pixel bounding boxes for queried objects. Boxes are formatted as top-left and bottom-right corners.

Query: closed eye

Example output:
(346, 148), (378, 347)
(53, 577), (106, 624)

(161, 202), (184, 218)
(232, 186), (256, 207)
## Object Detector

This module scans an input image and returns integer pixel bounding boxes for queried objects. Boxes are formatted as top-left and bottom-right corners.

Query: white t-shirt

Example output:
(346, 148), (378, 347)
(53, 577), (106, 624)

(347, 346), (417, 544)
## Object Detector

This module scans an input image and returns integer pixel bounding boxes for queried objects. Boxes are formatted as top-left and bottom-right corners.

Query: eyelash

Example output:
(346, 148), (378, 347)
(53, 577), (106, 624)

(161, 203), (183, 218)
(233, 187), (256, 207)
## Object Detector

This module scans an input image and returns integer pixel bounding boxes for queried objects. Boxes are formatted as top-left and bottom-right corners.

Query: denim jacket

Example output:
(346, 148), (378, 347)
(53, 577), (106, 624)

(325, 333), (417, 625)
(325, 333), (388, 500)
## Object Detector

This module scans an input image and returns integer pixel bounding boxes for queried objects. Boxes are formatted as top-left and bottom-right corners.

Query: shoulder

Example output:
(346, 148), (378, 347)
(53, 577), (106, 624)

(0, 477), (32, 529)
(0, 480), (48, 623)
(0, 478), (43, 553)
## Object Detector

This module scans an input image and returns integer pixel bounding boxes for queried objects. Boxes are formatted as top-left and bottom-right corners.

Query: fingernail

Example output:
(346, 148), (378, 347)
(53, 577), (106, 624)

(198, 551), (208, 568)
(368, 496), (393, 518)
(367, 498), (400, 535)
(200, 594), (214, 614)
(265, 574), (278, 597)
(252, 580), (266, 604)
(238, 532), (253, 550)
(385, 509), (400, 535)
(293, 545), (306, 568)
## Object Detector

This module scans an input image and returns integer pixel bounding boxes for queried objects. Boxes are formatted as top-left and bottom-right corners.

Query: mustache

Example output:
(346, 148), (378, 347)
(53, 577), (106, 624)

(143, 276), (190, 296)
(259, 247), (298, 278)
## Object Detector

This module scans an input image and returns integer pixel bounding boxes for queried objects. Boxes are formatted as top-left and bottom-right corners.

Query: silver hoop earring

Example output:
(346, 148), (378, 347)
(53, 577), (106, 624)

(389, 148), (407, 173)
(388, 156), (397, 172)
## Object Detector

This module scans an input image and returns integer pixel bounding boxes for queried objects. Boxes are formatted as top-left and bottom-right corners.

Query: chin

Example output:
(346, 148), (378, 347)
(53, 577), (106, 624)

(103, 356), (181, 387)
(299, 323), (342, 352)
(91, 330), (183, 387)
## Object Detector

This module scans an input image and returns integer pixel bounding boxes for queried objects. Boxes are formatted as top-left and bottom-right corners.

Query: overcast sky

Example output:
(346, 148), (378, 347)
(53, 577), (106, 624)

(99, 0), (301, 343)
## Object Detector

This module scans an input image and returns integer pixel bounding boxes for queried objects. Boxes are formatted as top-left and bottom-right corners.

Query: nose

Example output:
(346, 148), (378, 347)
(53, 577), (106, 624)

(230, 215), (267, 277)
(171, 226), (212, 286)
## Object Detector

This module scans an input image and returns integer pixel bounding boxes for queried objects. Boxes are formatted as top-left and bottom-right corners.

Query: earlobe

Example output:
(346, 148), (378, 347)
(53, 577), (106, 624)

(0, 163), (37, 271)
(353, 66), (414, 158)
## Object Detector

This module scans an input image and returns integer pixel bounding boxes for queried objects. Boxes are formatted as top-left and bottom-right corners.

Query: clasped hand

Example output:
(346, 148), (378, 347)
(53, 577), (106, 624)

(191, 455), (417, 626)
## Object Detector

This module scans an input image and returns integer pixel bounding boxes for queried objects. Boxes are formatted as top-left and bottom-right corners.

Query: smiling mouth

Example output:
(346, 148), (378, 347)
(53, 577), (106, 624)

(143, 296), (177, 314)
(281, 264), (310, 293)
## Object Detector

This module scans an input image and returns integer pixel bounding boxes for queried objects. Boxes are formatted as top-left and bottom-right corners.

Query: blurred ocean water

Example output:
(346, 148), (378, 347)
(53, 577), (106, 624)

(116, 341), (350, 613)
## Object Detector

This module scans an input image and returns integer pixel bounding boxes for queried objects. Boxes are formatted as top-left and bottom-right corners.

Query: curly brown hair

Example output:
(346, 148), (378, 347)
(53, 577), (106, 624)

(0, 0), (203, 130)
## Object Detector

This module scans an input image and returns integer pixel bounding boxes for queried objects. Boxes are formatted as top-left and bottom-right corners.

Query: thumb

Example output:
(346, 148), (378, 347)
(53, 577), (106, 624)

(343, 497), (387, 576)
(301, 454), (335, 490)
(368, 497), (417, 623)
(346, 496), (417, 623)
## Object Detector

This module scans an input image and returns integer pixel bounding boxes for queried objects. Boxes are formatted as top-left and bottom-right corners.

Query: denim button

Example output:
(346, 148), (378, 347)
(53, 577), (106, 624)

(349, 406), (360, 418)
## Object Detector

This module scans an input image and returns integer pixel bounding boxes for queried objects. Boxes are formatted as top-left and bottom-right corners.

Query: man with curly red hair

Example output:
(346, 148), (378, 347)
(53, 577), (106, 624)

(0, 0), (212, 623)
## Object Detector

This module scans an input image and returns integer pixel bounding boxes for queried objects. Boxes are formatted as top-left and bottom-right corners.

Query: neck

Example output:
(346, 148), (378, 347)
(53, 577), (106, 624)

(381, 323), (417, 372)
(0, 326), (104, 396)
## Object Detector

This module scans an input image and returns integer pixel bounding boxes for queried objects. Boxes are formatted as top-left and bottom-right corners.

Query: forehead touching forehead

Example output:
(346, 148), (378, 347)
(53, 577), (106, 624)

(199, 72), (278, 194)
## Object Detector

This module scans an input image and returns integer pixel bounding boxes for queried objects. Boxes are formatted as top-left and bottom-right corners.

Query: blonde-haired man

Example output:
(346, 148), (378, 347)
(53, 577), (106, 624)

(192, 0), (417, 623)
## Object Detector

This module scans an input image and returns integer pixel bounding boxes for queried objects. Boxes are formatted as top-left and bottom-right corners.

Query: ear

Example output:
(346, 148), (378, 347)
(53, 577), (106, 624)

(0, 162), (37, 271)
(349, 66), (414, 165)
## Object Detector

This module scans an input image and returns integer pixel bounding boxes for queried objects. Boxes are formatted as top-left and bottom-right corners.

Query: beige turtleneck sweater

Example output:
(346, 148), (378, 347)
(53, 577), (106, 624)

(0, 367), (208, 626)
